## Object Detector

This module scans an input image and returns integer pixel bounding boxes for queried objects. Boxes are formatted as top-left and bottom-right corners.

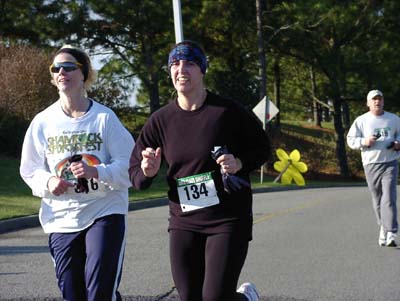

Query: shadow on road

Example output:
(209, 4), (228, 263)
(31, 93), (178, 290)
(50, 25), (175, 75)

(4, 296), (311, 301)
(0, 245), (48, 255)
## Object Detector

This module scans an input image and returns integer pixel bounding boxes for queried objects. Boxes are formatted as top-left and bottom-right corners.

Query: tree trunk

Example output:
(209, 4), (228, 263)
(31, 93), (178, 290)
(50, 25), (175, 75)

(273, 57), (281, 128)
(342, 101), (350, 130)
(310, 66), (322, 127)
(149, 72), (160, 113)
(330, 82), (349, 177)
(323, 100), (331, 122)
(142, 42), (160, 113)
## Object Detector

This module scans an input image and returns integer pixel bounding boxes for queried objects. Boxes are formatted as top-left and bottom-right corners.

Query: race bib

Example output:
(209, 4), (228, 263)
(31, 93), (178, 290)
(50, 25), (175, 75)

(66, 178), (106, 195)
(177, 172), (220, 212)
(54, 154), (106, 198)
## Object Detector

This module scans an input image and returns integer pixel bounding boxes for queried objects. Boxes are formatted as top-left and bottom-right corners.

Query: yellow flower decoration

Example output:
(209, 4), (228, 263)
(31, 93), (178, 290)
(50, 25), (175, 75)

(273, 148), (308, 186)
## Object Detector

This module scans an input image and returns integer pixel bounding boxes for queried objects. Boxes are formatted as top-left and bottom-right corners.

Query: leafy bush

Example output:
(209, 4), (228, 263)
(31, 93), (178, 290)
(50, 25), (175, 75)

(0, 43), (57, 157)
(0, 44), (58, 121)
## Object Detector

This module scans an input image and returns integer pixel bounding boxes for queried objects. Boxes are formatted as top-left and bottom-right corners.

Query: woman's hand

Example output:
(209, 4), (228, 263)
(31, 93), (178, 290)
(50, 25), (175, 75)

(47, 176), (74, 196)
(216, 154), (242, 174)
(141, 147), (162, 177)
(69, 160), (98, 180)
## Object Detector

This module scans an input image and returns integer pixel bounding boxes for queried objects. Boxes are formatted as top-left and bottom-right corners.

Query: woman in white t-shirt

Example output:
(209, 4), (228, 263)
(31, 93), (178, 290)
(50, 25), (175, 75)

(20, 45), (134, 301)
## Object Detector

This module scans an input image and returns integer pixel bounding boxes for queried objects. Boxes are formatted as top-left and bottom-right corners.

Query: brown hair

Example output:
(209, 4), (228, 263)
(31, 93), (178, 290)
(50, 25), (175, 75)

(51, 45), (97, 91)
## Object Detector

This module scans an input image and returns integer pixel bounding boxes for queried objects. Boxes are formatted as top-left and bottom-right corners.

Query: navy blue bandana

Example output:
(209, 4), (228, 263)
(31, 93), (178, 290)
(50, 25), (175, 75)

(168, 44), (207, 74)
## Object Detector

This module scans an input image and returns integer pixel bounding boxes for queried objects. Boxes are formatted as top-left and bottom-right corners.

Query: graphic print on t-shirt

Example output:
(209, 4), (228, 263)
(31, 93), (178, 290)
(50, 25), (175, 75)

(54, 153), (105, 195)
(55, 154), (101, 181)
(374, 127), (390, 140)
(46, 128), (106, 195)
(47, 130), (103, 154)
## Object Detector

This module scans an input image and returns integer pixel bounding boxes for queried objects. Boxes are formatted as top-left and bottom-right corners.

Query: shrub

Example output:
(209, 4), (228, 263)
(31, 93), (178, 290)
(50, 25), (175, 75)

(0, 43), (57, 157)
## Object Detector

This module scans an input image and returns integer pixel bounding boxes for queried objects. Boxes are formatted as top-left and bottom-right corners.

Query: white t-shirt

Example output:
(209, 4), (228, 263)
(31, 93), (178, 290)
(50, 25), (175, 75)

(347, 111), (400, 165)
(20, 99), (135, 233)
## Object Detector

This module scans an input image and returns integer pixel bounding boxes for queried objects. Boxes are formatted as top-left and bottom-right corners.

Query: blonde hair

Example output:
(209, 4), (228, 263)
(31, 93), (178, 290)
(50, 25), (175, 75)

(50, 45), (97, 92)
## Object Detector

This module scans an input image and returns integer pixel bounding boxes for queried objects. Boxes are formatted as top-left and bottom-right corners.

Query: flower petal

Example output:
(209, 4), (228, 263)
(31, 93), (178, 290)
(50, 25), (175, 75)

(293, 161), (308, 173)
(274, 161), (290, 172)
(293, 171), (306, 186)
(287, 165), (305, 185)
(281, 172), (293, 184)
(276, 148), (289, 161)
(287, 165), (299, 177)
(289, 149), (301, 162)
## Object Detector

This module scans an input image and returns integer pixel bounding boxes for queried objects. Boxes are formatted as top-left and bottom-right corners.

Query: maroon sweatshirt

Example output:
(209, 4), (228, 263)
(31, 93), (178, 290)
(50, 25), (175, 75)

(129, 91), (271, 240)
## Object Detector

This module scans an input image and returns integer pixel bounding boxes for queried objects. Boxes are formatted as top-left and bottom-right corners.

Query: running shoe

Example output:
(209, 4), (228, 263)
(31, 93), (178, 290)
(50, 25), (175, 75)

(237, 282), (260, 301)
(379, 226), (386, 246)
(386, 232), (397, 247)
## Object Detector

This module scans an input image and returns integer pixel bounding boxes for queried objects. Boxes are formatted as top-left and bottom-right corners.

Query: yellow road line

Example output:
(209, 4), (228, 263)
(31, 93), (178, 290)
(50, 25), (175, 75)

(253, 199), (325, 224)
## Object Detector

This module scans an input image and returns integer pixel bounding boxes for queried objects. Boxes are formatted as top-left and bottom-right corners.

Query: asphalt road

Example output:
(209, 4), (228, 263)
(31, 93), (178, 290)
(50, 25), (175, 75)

(1, 186), (400, 301)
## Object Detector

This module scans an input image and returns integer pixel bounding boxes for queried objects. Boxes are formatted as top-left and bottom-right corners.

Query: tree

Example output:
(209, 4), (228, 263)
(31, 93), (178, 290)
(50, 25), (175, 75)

(0, 0), (89, 46)
(184, 0), (259, 107)
(265, 0), (392, 177)
(0, 0), (264, 111)
(76, 0), (174, 113)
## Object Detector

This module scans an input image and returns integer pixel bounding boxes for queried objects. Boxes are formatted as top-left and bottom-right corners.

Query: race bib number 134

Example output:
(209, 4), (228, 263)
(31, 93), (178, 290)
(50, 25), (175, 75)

(177, 172), (220, 212)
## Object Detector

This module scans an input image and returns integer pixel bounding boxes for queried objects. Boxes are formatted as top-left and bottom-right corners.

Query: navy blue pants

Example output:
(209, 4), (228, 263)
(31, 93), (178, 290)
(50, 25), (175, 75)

(49, 214), (126, 301)
(169, 229), (249, 301)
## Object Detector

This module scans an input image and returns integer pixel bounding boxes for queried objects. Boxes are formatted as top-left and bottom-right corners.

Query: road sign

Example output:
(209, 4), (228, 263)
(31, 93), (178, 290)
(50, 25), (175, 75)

(252, 96), (279, 183)
(252, 96), (279, 124)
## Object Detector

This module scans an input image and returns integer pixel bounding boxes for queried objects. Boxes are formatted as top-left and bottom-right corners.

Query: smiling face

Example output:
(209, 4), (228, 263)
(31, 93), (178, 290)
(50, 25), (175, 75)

(51, 53), (84, 94)
(367, 95), (384, 116)
(170, 60), (204, 95)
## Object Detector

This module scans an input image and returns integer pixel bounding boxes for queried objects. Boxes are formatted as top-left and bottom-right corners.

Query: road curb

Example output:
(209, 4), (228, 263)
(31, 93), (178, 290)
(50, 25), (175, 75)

(0, 214), (41, 234)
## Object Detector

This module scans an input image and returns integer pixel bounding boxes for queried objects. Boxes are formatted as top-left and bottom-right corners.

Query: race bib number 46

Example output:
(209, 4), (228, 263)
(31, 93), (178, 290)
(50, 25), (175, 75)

(177, 172), (220, 212)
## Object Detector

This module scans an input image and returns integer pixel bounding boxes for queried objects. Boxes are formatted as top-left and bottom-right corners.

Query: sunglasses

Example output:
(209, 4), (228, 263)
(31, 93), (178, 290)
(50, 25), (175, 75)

(49, 61), (83, 73)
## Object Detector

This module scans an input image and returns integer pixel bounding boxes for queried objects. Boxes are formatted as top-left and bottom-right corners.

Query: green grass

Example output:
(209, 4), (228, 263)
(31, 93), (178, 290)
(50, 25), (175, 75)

(0, 195), (41, 219)
(0, 156), (42, 219)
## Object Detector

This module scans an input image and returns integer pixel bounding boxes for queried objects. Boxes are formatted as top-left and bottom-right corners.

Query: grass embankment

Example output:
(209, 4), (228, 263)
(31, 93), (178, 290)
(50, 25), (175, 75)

(0, 121), (365, 221)
(276, 120), (364, 179)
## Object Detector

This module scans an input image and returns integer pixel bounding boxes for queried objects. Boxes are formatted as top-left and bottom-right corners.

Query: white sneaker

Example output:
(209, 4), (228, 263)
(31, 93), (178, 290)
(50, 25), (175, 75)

(237, 282), (260, 301)
(379, 226), (386, 246)
(386, 232), (397, 247)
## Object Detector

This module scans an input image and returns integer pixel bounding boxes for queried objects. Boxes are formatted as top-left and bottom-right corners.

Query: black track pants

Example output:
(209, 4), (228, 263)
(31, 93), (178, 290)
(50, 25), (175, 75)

(169, 229), (249, 301)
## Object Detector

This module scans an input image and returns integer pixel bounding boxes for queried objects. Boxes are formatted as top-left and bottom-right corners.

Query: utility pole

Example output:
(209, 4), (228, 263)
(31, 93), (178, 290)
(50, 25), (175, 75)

(172, 0), (184, 43)
(256, 0), (268, 183)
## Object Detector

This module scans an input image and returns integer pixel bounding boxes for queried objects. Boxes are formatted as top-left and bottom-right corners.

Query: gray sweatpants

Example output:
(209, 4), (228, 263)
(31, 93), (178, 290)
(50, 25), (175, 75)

(364, 160), (398, 233)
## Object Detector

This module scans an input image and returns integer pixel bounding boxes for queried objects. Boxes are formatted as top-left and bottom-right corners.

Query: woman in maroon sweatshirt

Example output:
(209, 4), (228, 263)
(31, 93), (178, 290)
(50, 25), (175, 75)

(129, 40), (271, 301)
